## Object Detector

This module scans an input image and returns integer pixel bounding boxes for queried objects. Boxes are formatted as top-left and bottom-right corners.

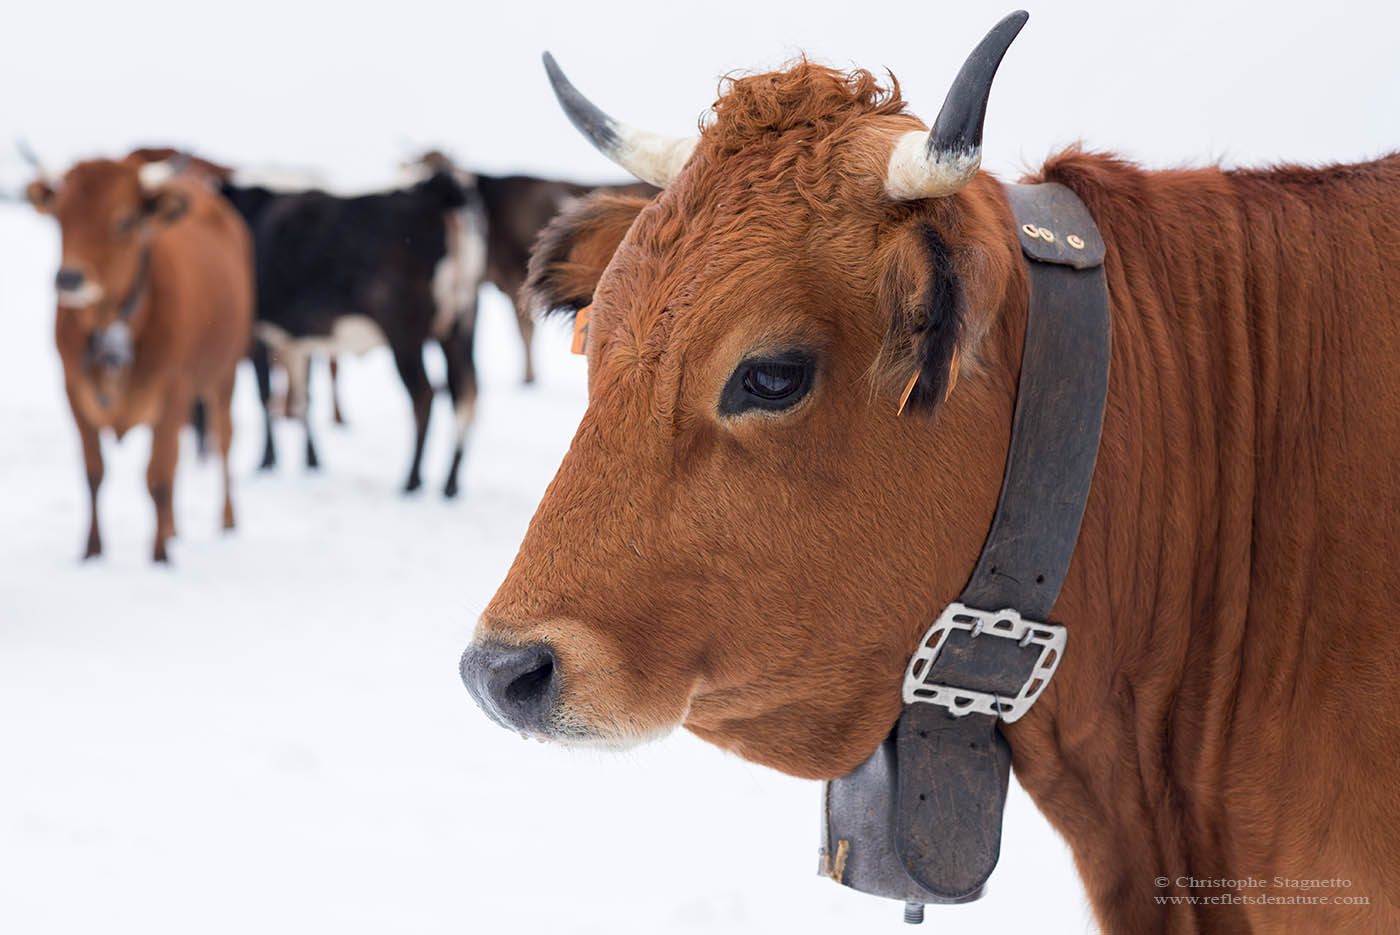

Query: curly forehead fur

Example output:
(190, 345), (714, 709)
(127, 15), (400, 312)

(687, 62), (916, 216)
(708, 61), (908, 150)
(528, 61), (982, 416)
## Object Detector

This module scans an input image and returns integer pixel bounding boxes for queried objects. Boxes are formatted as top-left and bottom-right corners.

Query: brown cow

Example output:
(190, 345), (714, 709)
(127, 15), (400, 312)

(27, 156), (253, 562)
(128, 146), (350, 434)
(459, 14), (1400, 935)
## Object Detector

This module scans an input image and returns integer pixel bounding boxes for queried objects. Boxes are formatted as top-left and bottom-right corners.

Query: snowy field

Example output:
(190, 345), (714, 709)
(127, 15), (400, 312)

(5, 0), (1396, 929)
(0, 202), (1091, 933)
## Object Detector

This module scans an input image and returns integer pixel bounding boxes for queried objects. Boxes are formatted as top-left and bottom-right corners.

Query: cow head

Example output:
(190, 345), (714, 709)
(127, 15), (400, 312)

(26, 155), (189, 372)
(462, 13), (1030, 779)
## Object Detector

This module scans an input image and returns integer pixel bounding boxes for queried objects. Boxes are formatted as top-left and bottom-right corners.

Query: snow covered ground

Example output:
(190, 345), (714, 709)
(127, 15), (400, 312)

(5, 1), (1395, 928)
(0, 202), (1090, 933)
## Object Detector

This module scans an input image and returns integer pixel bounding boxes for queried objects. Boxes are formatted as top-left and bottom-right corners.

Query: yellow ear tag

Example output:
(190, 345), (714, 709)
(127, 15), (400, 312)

(571, 304), (592, 356)
(896, 346), (961, 416)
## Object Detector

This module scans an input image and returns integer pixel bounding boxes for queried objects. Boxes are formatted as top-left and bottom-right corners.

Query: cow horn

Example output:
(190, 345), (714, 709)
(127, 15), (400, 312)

(542, 52), (697, 188)
(137, 152), (192, 192)
(885, 10), (1028, 200)
(16, 139), (58, 184)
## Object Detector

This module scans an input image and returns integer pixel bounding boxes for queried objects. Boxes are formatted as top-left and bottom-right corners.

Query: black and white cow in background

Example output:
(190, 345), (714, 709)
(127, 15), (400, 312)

(406, 152), (658, 385)
(224, 172), (484, 497)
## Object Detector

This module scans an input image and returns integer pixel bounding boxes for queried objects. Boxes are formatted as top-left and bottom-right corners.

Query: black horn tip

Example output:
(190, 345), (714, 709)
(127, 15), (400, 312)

(541, 50), (561, 81)
(541, 52), (621, 155)
(928, 10), (1029, 157)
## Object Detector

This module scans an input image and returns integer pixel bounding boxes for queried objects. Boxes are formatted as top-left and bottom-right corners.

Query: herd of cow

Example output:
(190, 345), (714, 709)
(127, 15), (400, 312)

(18, 144), (653, 561)
(14, 9), (1400, 931)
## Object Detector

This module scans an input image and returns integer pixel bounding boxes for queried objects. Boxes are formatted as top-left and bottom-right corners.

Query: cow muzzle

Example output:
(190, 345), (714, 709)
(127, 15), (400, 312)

(55, 266), (104, 309)
(459, 642), (559, 734)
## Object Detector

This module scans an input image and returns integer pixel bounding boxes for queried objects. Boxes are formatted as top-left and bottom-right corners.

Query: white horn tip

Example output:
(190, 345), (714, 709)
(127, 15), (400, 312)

(884, 130), (980, 201)
(138, 160), (177, 192)
(616, 131), (697, 188)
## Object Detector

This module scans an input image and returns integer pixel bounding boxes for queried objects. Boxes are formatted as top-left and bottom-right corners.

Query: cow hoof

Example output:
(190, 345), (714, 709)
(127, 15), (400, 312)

(153, 546), (169, 564)
(82, 543), (102, 561)
(443, 480), (459, 499)
(222, 510), (236, 531)
(403, 476), (422, 494)
(259, 452), (276, 471)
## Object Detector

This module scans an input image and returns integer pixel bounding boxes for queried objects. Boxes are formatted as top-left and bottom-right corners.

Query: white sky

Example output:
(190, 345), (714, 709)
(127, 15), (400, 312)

(3, 0), (1397, 193)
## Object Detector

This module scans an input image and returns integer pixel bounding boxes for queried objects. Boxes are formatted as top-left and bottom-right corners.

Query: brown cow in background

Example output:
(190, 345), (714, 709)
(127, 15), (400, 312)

(27, 156), (253, 562)
(460, 17), (1400, 935)
(408, 151), (656, 384)
(126, 146), (349, 431)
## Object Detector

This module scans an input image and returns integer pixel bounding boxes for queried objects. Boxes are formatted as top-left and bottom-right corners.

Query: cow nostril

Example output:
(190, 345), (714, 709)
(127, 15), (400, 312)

(505, 656), (554, 706)
(460, 642), (559, 733)
(55, 267), (85, 291)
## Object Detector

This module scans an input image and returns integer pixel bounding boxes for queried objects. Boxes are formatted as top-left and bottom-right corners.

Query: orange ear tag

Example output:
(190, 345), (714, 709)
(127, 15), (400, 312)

(896, 346), (962, 416)
(571, 304), (592, 356)
(897, 369), (920, 416)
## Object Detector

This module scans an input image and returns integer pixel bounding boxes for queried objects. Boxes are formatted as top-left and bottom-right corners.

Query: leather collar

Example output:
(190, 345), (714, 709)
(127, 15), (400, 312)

(820, 181), (1112, 918)
(116, 247), (152, 323)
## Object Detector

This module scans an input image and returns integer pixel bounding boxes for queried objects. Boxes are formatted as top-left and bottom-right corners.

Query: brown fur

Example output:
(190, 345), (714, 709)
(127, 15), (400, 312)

(481, 62), (1400, 933)
(30, 157), (254, 562)
(525, 193), (657, 316)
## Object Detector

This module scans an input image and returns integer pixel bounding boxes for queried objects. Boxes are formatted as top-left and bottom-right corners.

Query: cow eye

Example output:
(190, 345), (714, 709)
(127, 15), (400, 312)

(115, 213), (140, 236)
(720, 351), (815, 415)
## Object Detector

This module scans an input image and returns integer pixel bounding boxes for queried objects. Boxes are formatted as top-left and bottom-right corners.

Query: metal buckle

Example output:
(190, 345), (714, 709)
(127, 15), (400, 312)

(902, 602), (1066, 723)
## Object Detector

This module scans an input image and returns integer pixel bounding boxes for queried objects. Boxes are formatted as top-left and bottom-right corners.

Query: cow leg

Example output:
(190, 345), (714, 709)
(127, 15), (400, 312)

(147, 407), (182, 564)
(498, 267), (535, 385)
(285, 347), (319, 470)
(391, 342), (433, 493)
(513, 297), (536, 385)
(439, 320), (478, 499)
(190, 399), (209, 461)
(209, 375), (237, 530)
(329, 356), (346, 426)
(252, 339), (277, 470)
(68, 400), (104, 560)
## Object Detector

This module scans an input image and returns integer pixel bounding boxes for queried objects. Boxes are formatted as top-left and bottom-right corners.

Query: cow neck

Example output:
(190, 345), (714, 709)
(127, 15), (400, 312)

(116, 247), (153, 323)
(820, 181), (1112, 921)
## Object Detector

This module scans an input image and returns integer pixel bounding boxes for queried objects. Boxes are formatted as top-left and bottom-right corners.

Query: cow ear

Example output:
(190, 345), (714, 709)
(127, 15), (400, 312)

(875, 186), (1018, 416)
(524, 191), (649, 321)
(876, 222), (969, 414)
(26, 179), (55, 214)
(143, 189), (189, 226)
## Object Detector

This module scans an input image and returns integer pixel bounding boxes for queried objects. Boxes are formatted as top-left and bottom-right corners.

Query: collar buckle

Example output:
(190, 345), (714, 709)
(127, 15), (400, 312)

(902, 602), (1066, 723)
